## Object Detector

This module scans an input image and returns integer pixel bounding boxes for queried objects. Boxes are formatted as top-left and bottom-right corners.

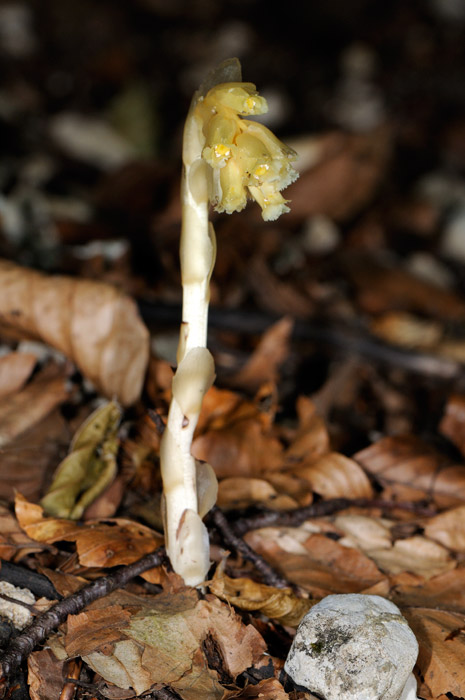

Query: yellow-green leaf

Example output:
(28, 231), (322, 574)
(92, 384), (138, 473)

(41, 401), (121, 519)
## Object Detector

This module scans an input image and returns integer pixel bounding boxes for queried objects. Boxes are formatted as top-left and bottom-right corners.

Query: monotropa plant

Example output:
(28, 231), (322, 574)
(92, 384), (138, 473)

(160, 58), (299, 586)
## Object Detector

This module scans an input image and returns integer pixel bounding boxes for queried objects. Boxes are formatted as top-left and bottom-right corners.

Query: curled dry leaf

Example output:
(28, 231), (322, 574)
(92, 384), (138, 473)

(0, 351), (37, 398)
(217, 477), (300, 511)
(286, 127), (392, 222)
(0, 364), (70, 448)
(15, 493), (163, 569)
(0, 258), (149, 405)
(285, 396), (330, 465)
(403, 607), (465, 699)
(354, 434), (465, 508)
(193, 385), (284, 479)
(226, 317), (293, 393)
(439, 394), (465, 458)
(209, 565), (313, 627)
(41, 401), (121, 519)
(291, 451), (373, 500)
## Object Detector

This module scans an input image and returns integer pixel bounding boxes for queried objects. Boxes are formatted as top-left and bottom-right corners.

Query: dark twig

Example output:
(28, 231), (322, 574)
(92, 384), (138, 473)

(0, 547), (166, 680)
(209, 506), (291, 589)
(233, 498), (438, 537)
(138, 301), (465, 382)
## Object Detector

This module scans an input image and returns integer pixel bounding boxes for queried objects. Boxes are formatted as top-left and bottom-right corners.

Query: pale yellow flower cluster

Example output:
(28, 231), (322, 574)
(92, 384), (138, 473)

(196, 82), (299, 221)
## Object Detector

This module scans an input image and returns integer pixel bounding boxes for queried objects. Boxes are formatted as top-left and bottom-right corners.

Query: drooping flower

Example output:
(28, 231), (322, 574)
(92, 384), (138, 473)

(195, 81), (299, 221)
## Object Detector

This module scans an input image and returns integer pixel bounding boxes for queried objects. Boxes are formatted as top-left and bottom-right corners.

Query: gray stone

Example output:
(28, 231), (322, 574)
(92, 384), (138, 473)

(284, 594), (418, 700)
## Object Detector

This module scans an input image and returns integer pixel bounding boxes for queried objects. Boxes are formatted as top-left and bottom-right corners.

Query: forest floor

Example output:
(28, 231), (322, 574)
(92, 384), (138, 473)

(1, 1), (465, 699)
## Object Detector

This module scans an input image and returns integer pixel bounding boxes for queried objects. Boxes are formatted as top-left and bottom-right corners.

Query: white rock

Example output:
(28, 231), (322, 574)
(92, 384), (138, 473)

(284, 594), (419, 700)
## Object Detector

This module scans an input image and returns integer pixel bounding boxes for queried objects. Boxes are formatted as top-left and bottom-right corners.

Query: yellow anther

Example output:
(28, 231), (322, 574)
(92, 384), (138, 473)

(253, 164), (270, 179)
(214, 144), (231, 159)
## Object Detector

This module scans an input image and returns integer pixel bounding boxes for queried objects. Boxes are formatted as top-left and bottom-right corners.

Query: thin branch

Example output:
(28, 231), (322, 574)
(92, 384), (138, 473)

(0, 547), (166, 680)
(232, 498), (438, 537)
(209, 506), (291, 589)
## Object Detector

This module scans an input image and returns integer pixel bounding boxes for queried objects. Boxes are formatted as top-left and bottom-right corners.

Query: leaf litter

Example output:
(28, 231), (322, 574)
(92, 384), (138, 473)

(2, 4), (465, 699)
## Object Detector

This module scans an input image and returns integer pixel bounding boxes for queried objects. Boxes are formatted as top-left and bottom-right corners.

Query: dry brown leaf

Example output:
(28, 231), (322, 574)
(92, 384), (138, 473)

(28, 648), (66, 700)
(226, 317), (293, 393)
(392, 566), (465, 614)
(217, 476), (299, 511)
(285, 396), (330, 465)
(368, 536), (454, 579)
(370, 311), (443, 349)
(0, 258), (149, 405)
(439, 394), (465, 458)
(0, 505), (48, 561)
(223, 678), (289, 699)
(0, 351), (37, 398)
(334, 514), (454, 579)
(0, 407), (70, 502)
(15, 493), (163, 569)
(0, 364), (70, 447)
(246, 256), (315, 318)
(245, 529), (385, 597)
(346, 255), (465, 320)
(209, 566), (313, 627)
(193, 388), (283, 479)
(286, 128), (392, 221)
(354, 435), (465, 508)
(334, 514), (394, 551)
(291, 451), (373, 499)
(403, 607), (465, 699)
(424, 505), (465, 552)
(58, 590), (266, 698)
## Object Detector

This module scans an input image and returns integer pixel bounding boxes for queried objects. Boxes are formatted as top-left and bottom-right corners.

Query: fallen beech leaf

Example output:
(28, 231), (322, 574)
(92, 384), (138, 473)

(392, 566), (465, 613)
(291, 452), (373, 499)
(0, 352), (37, 398)
(226, 317), (293, 393)
(0, 258), (149, 405)
(370, 311), (443, 349)
(15, 494), (163, 569)
(28, 648), (66, 700)
(354, 435), (465, 507)
(403, 607), (465, 698)
(0, 364), (70, 447)
(439, 394), (465, 458)
(0, 505), (46, 561)
(193, 419), (284, 478)
(58, 590), (266, 698)
(41, 401), (121, 519)
(209, 566), (313, 627)
(334, 514), (394, 552)
(347, 254), (465, 320)
(285, 396), (330, 465)
(0, 408), (70, 502)
(286, 128), (392, 221)
(424, 505), (465, 552)
(334, 514), (454, 579)
(245, 529), (385, 597)
(217, 476), (299, 511)
(224, 678), (289, 699)
(368, 536), (454, 579)
(247, 256), (315, 318)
